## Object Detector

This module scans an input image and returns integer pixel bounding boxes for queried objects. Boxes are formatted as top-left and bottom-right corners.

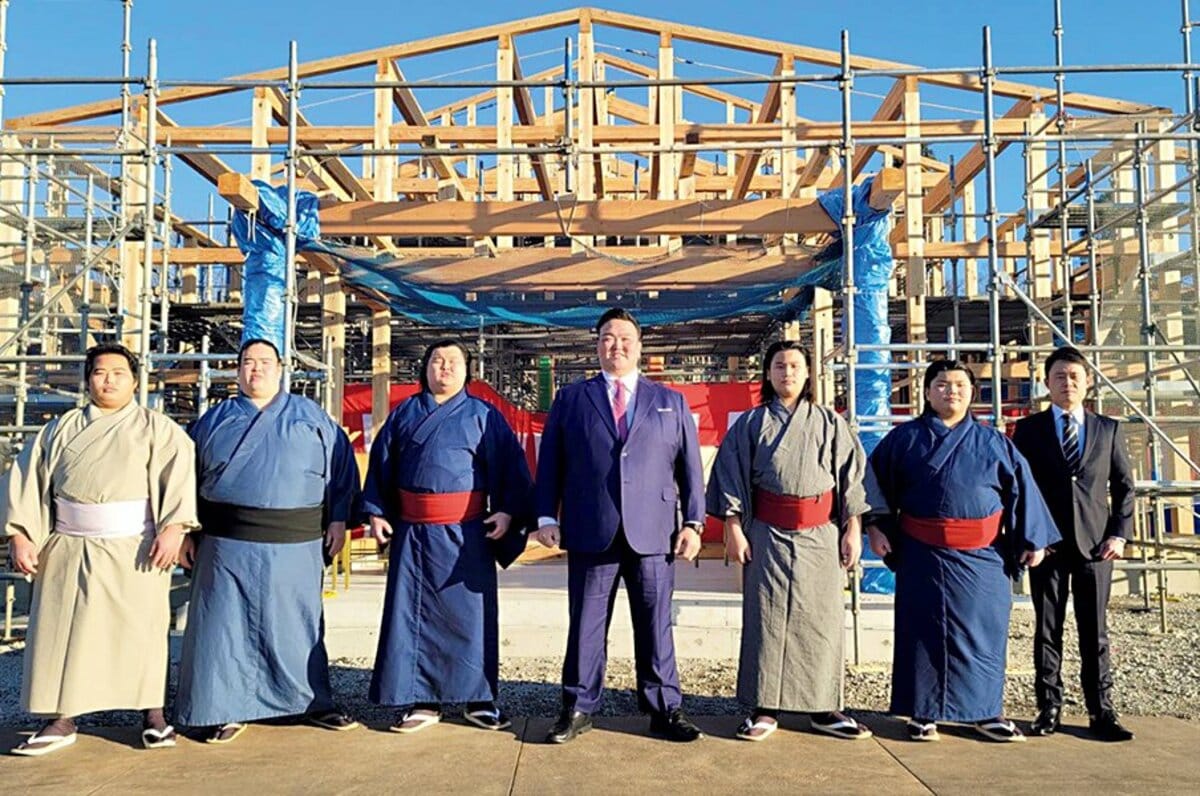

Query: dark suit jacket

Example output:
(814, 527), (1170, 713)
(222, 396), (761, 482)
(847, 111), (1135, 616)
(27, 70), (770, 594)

(1012, 408), (1135, 560)
(534, 374), (705, 555)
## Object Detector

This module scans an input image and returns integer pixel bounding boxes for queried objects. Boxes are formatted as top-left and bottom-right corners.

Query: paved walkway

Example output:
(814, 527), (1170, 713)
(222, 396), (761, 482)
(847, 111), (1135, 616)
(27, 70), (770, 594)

(3, 714), (1196, 795)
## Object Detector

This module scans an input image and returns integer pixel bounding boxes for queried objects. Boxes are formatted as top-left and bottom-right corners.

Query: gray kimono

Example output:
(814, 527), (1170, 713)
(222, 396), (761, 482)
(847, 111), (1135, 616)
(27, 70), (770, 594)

(706, 400), (869, 711)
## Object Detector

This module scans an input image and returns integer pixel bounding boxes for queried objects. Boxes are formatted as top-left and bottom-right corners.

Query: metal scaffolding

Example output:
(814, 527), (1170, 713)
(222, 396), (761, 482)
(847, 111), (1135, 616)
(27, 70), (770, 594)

(0, 3), (1197, 655)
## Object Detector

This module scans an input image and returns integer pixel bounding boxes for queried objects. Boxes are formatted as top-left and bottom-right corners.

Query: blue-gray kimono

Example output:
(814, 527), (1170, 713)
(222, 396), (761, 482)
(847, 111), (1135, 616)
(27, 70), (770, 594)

(362, 390), (532, 706)
(866, 413), (1060, 722)
(175, 392), (360, 726)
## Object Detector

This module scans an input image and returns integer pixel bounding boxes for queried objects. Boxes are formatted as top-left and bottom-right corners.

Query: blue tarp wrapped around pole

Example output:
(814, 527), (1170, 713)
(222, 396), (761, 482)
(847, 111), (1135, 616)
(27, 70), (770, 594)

(816, 178), (897, 594)
(230, 180), (321, 351)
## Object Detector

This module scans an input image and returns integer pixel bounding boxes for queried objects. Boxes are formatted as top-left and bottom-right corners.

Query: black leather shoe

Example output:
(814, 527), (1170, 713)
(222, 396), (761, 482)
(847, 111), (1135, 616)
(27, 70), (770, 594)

(1089, 711), (1134, 742)
(648, 709), (703, 742)
(1030, 705), (1061, 736)
(546, 709), (592, 744)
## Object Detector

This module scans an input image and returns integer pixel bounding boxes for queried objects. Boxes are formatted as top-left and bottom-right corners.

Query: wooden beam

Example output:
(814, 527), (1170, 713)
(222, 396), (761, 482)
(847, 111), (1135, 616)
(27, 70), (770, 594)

(510, 41), (555, 200)
(218, 172), (259, 212)
(850, 78), (907, 178)
(586, 8), (1156, 114)
(730, 56), (788, 199)
(317, 187), (915, 237)
(382, 59), (470, 200)
(8, 8), (585, 127)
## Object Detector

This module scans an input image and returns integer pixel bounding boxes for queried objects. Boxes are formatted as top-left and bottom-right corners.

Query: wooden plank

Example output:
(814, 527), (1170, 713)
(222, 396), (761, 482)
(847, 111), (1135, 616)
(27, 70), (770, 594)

(218, 172), (258, 211)
(730, 56), (787, 200)
(587, 8), (1156, 114)
(510, 42), (554, 200)
(320, 196), (852, 237)
(8, 8), (584, 126)
(850, 78), (907, 178)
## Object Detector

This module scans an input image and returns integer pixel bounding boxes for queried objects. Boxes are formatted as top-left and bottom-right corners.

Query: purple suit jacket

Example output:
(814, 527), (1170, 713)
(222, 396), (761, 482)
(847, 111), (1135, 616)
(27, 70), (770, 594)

(534, 374), (705, 555)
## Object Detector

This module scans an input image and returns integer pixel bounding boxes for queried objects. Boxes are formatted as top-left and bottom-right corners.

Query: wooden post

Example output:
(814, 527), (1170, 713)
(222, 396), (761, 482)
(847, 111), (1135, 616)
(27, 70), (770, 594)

(496, 36), (515, 249)
(902, 77), (926, 411)
(120, 103), (148, 351)
(658, 33), (679, 251)
(371, 307), (391, 445)
(322, 272), (346, 424)
(811, 287), (835, 406)
(574, 20), (595, 251)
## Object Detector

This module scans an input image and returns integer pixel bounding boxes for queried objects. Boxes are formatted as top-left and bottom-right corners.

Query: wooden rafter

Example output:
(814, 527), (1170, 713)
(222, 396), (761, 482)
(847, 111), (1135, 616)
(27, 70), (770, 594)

(730, 55), (788, 200)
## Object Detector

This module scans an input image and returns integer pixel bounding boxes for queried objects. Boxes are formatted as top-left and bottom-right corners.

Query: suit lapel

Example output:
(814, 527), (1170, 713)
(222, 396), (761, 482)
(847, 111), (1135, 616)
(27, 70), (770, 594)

(626, 376), (658, 440)
(1080, 410), (1100, 467)
(585, 374), (619, 440)
(1039, 409), (1070, 471)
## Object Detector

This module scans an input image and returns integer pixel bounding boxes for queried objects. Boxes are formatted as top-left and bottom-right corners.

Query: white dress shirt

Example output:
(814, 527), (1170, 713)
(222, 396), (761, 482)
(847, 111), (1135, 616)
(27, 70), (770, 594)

(1051, 403), (1086, 455)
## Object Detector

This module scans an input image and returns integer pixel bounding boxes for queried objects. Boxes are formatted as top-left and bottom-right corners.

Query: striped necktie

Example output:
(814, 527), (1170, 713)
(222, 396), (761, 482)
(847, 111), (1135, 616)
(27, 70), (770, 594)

(612, 380), (628, 442)
(1061, 414), (1082, 473)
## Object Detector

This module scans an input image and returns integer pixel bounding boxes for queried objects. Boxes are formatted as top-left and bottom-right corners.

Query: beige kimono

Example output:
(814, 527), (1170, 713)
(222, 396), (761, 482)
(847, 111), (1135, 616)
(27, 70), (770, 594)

(1, 401), (199, 716)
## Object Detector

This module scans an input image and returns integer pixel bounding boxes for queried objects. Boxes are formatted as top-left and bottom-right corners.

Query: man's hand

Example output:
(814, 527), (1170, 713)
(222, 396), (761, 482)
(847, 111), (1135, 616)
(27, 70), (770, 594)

(324, 521), (347, 560)
(369, 515), (393, 546)
(1099, 537), (1126, 561)
(149, 525), (186, 571)
(724, 517), (751, 565)
(674, 526), (702, 562)
(866, 524), (891, 558)
(533, 523), (561, 548)
(1020, 548), (1047, 568)
(179, 534), (198, 569)
(841, 528), (863, 570)
(8, 534), (37, 576)
(483, 512), (512, 541)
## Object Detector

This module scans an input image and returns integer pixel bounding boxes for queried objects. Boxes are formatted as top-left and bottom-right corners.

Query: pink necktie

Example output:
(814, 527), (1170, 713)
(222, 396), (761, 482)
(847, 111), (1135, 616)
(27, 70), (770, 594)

(612, 380), (628, 441)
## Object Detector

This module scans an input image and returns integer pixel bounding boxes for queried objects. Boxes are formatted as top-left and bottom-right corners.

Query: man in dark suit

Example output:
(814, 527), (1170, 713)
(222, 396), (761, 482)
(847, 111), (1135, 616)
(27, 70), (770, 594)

(1012, 346), (1135, 742)
(534, 307), (706, 744)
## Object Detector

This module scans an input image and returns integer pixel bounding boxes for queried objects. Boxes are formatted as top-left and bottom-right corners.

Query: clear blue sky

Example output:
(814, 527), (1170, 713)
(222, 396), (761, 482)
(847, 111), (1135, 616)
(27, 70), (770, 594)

(1, 1), (1193, 224)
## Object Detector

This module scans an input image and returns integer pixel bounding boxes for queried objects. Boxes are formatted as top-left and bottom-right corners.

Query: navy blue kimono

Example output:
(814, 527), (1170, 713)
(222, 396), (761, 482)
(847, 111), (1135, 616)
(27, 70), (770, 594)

(175, 392), (360, 727)
(362, 390), (532, 706)
(866, 413), (1060, 722)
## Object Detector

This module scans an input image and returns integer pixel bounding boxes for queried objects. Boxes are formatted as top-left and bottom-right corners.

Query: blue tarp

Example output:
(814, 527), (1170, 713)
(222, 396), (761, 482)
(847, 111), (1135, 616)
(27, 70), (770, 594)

(229, 180), (321, 351)
(815, 181), (897, 594)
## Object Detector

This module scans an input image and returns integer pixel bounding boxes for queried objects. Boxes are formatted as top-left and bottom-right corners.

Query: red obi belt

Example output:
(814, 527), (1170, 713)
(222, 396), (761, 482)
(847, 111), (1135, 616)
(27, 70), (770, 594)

(900, 511), (1002, 550)
(753, 487), (834, 531)
(397, 489), (487, 524)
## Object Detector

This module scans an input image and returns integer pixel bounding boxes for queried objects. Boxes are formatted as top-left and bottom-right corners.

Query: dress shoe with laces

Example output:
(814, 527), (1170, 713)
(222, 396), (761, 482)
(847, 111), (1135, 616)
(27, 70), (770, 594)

(546, 709), (592, 744)
(1089, 710), (1134, 742)
(648, 708), (703, 742)
(1030, 705), (1061, 736)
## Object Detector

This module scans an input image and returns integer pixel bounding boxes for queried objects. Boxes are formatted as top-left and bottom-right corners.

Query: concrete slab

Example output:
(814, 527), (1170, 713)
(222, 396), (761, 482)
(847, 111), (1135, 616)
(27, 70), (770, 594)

(1, 720), (526, 795)
(3, 716), (1197, 794)
(873, 715), (1200, 796)
(513, 715), (930, 795)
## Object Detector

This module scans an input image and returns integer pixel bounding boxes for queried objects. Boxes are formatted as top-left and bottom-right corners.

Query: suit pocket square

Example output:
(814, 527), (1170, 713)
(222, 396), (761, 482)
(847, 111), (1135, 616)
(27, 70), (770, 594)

(656, 407), (674, 413)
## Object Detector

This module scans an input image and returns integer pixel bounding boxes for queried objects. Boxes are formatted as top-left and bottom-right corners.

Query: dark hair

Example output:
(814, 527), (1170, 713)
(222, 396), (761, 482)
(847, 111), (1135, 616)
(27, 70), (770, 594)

(85, 343), (138, 380)
(922, 359), (977, 414)
(759, 340), (813, 405)
(419, 339), (473, 393)
(238, 338), (281, 364)
(1044, 346), (1089, 378)
(595, 307), (642, 340)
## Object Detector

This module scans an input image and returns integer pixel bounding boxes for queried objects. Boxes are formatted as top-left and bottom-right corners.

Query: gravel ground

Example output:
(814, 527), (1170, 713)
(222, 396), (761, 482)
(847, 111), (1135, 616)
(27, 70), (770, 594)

(1, 595), (1197, 728)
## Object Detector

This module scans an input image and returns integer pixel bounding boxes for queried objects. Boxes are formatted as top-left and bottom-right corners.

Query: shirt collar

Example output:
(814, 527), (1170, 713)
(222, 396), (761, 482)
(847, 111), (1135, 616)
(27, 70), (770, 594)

(601, 370), (640, 393)
(1051, 403), (1085, 426)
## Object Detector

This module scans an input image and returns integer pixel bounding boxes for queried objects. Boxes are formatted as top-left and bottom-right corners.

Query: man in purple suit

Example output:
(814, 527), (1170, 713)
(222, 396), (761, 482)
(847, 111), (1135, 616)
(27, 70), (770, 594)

(534, 308), (706, 744)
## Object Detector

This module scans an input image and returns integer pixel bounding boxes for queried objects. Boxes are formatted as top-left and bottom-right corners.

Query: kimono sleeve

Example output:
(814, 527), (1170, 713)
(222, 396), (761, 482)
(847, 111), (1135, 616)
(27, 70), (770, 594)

(150, 419), (201, 533)
(704, 410), (753, 520)
(323, 419), (362, 525)
(1, 423), (54, 548)
(864, 428), (900, 542)
(359, 408), (397, 519)
(831, 411), (871, 521)
(481, 406), (534, 568)
(999, 436), (1062, 557)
